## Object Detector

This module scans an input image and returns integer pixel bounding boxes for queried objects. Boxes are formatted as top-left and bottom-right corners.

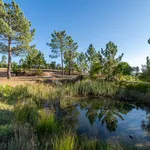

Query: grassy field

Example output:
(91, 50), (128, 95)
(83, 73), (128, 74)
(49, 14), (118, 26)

(0, 69), (150, 149)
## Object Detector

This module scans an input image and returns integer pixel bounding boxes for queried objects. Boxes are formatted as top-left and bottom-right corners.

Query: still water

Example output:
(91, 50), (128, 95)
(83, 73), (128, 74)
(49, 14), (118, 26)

(66, 98), (150, 144)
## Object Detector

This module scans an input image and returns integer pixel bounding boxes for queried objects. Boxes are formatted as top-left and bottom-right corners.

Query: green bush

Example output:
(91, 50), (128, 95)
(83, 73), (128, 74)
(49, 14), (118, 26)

(35, 69), (43, 76)
(0, 85), (13, 100)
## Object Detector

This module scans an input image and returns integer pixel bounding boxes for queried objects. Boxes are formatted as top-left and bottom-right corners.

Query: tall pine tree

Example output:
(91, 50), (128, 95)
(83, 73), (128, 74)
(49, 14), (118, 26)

(0, 0), (35, 79)
(47, 30), (67, 75)
(64, 36), (78, 75)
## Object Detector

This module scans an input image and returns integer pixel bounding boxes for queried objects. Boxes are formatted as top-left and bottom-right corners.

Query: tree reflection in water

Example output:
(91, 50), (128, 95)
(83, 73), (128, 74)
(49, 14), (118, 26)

(65, 98), (135, 132)
(141, 116), (150, 132)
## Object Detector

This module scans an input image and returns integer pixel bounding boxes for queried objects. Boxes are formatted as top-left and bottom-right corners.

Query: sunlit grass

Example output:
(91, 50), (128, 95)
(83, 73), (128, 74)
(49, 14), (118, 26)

(0, 102), (13, 110)
(37, 110), (59, 135)
(52, 132), (76, 150)
(64, 79), (117, 97)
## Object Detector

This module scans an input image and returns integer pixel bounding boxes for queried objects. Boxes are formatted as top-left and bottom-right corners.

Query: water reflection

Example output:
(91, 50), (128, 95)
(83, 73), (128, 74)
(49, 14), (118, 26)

(141, 116), (150, 132)
(64, 98), (150, 141)
(76, 99), (134, 132)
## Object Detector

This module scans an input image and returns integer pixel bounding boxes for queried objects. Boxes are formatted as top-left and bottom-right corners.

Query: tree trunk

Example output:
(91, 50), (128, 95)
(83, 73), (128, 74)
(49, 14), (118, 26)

(7, 37), (12, 79)
(61, 52), (64, 75)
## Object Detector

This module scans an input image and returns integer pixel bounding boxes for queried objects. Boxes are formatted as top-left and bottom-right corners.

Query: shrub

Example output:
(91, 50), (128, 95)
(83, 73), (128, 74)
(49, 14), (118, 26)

(35, 69), (43, 76)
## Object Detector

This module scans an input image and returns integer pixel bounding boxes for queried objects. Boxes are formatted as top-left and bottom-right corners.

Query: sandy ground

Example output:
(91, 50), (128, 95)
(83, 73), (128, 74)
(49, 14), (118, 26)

(0, 68), (77, 86)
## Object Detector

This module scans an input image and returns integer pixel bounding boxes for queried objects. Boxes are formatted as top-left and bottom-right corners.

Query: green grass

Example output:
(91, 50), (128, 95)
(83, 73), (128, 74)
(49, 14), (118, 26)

(118, 81), (150, 105)
(37, 110), (59, 136)
(1, 80), (150, 149)
(13, 104), (39, 126)
(64, 79), (118, 97)
(52, 132), (76, 150)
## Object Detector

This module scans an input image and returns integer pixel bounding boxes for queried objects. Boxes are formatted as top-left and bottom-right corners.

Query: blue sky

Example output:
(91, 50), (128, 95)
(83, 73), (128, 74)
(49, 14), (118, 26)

(4, 0), (150, 67)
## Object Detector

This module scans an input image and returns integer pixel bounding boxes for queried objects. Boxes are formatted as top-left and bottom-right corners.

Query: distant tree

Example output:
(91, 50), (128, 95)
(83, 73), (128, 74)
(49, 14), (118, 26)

(89, 51), (103, 77)
(56, 63), (61, 70)
(86, 44), (97, 69)
(47, 30), (67, 75)
(1, 55), (7, 67)
(101, 42), (124, 80)
(64, 36), (78, 75)
(116, 62), (132, 75)
(132, 66), (140, 76)
(141, 56), (150, 81)
(50, 61), (56, 70)
(77, 52), (88, 74)
(0, 0), (35, 79)
(24, 49), (46, 69)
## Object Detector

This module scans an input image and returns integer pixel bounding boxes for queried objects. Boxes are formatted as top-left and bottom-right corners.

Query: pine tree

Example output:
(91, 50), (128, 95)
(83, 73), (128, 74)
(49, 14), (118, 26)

(64, 36), (78, 75)
(101, 42), (124, 80)
(0, 0), (35, 79)
(86, 44), (97, 69)
(77, 52), (88, 74)
(24, 48), (46, 69)
(47, 30), (67, 75)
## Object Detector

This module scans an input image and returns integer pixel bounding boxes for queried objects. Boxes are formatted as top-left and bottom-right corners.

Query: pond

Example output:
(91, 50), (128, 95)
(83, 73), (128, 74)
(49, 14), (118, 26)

(65, 98), (150, 145)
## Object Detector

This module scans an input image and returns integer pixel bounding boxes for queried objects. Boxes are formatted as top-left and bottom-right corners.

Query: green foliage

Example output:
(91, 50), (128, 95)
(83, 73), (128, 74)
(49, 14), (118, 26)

(35, 69), (43, 76)
(90, 62), (102, 78)
(50, 61), (56, 69)
(118, 75), (141, 82)
(65, 79), (117, 97)
(52, 132), (76, 150)
(47, 30), (68, 75)
(86, 44), (97, 68)
(116, 62), (132, 75)
(13, 104), (39, 126)
(0, 85), (13, 100)
(0, 55), (7, 67)
(37, 110), (58, 136)
(77, 52), (88, 73)
(101, 42), (124, 80)
(141, 56), (150, 81)
(64, 36), (78, 75)
(0, 0), (35, 78)
(23, 48), (46, 70)
(7, 124), (38, 150)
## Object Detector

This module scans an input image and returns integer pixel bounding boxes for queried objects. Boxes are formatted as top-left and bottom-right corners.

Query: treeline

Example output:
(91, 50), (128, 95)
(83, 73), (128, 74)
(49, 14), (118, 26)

(0, 0), (149, 81)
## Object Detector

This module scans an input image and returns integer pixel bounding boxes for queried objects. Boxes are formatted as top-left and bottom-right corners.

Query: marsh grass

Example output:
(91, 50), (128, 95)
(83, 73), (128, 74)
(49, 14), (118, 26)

(37, 110), (59, 136)
(1, 80), (150, 149)
(13, 104), (39, 126)
(7, 124), (38, 150)
(52, 132), (76, 150)
(118, 82), (150, 105)
(64, 79), (117, 97)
